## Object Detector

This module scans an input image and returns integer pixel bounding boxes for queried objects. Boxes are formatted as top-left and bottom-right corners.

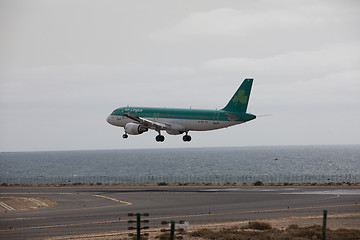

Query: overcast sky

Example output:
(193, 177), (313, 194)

(1, 0), (359, 152)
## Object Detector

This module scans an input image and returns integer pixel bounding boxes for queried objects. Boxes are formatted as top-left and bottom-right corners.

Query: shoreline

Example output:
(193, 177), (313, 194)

(1, 182), (360, 188)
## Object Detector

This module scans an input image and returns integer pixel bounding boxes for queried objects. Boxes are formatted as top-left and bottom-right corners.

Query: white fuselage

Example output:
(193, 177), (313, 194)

(106, 115), (243, 132)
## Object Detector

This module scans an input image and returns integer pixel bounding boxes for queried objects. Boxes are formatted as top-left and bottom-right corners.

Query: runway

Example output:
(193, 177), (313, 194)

(1, 186), (359, 239)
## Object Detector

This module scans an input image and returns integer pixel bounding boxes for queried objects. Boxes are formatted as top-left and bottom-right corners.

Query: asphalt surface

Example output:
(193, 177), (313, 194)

(0, 186), (359, 239)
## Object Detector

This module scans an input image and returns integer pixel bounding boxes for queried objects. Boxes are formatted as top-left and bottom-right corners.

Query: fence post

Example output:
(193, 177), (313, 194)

(128, 212), (149, 240)
(322, 209), (327, 240)
(161, 219), (184, 240)
(170, 220), (175, 240)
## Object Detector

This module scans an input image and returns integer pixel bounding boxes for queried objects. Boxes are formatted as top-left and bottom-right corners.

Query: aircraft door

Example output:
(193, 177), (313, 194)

(153, 113), (160, 119)
(213, 111), (220, 124)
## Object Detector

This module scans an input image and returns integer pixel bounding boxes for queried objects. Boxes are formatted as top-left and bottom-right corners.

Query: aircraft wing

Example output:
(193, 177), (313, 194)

(123, 112), (170, 130)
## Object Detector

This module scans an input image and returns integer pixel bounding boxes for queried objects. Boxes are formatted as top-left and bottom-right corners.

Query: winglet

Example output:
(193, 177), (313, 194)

(222, 79), (253, 113)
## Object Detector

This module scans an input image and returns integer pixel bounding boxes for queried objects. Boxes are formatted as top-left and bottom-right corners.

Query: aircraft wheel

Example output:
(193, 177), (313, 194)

(183, 135), (191, 142)
(123, 134), (128, 139)
(156, 135), (165, 142)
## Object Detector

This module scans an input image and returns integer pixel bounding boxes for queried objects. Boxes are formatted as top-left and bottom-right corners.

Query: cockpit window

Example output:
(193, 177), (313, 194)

(111, 109), (123, 115)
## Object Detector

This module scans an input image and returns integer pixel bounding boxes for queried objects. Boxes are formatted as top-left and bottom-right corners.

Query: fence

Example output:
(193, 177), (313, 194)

(1, 174), (359, 185)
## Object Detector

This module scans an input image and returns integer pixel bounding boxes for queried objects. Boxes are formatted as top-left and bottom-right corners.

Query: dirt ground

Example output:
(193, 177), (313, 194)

(36, 213), (360, 240)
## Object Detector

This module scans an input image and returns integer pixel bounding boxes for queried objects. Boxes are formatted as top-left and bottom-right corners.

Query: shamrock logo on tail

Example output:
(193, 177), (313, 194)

(232, 90), (248, 105)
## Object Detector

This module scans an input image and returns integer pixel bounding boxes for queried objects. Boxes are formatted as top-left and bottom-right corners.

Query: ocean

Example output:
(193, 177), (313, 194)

(0, 145), (359, 185)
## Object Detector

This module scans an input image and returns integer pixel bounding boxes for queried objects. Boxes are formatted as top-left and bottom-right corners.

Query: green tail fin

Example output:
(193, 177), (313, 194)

(222, 79), (253, 113)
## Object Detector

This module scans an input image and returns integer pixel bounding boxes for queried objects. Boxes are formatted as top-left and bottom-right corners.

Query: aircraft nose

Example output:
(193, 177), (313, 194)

(106, 115), (113, 124)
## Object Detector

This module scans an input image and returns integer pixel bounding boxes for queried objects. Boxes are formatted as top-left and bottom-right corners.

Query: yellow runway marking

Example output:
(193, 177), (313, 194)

(93, 194), (132, 206)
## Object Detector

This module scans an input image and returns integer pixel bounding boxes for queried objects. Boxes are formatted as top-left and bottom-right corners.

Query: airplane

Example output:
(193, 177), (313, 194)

(106, 78), (256, 142)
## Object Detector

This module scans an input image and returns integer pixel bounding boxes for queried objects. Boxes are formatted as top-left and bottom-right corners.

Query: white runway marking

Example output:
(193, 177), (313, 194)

(0, 201), (15, 211)
(283, 189), (360, 195)
(26, 197), (49, 207)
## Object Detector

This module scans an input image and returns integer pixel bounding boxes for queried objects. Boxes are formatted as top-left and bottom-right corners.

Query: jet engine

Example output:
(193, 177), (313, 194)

(125, 123), (148, 135)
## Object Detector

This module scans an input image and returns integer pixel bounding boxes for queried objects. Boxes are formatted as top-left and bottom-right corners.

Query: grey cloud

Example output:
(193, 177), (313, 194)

(201, 43), (360, 80)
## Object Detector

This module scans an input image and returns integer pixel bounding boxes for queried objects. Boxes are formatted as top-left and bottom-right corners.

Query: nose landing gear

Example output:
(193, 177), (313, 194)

(122, 133), (128, 139)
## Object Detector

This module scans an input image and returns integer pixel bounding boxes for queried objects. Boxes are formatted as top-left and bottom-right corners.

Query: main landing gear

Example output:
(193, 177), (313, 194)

(156, 131), (191, 142)
(155, 134), (165, 142)
(123, 130), (191, 142)
(183, 133), (191, 142)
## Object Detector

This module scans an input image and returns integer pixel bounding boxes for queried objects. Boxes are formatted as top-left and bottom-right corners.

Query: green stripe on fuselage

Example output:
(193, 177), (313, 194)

(111, 107), (256, 122)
